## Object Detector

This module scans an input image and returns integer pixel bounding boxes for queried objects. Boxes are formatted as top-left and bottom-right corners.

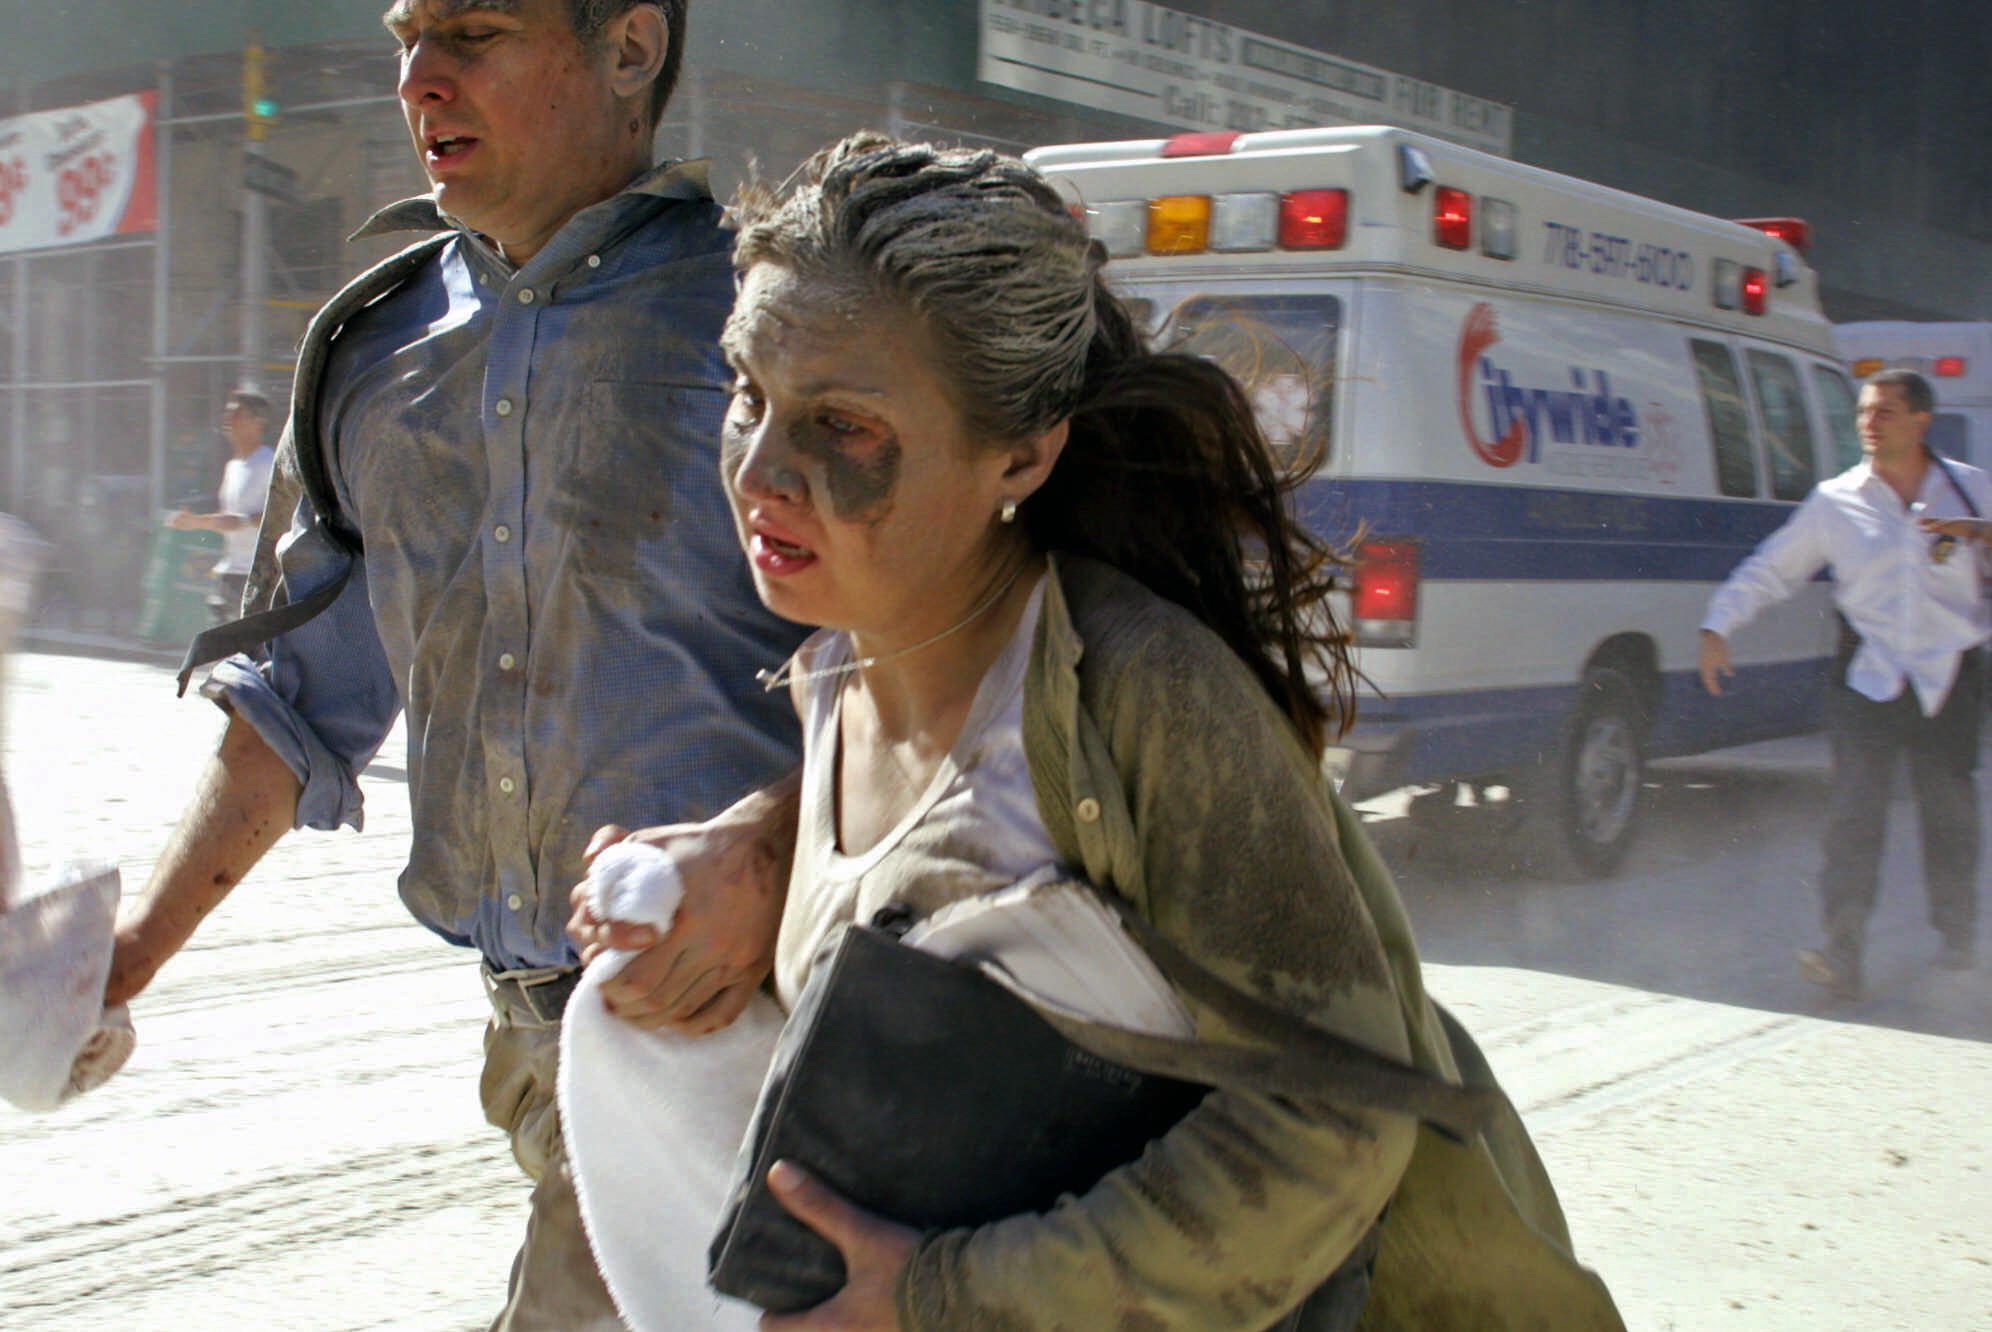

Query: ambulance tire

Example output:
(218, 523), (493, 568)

(1521, 667), (1646, 879)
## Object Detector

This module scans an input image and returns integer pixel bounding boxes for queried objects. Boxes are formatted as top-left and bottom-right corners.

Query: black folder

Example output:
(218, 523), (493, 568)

(706, 923), (1208, 1313)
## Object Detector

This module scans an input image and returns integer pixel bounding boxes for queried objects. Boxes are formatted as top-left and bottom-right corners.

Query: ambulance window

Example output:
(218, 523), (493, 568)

(1690, 339), (1758, 498)
(1810, 366), (1863, 471)
(1156, 293), (1341, 464)
(1930, 414), (1970, 461)
(1746, 351), (1818, 500)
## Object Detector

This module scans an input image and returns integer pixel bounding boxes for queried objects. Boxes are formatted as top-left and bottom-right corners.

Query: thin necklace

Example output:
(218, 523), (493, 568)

(755, 562), (1028, 693)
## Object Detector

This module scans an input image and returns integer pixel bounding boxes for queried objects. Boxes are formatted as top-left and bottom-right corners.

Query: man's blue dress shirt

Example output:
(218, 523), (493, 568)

(210, 162), (805, 970)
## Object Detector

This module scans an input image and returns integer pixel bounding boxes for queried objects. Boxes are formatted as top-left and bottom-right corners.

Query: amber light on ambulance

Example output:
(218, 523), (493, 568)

(1148, 195), (1212, 253)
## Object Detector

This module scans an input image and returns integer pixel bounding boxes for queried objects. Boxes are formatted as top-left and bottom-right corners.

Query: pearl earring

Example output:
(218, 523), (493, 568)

(999, 498), (1019, 524)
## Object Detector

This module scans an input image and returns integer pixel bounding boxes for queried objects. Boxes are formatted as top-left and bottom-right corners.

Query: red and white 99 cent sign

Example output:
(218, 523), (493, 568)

(0, 91), (158, 256)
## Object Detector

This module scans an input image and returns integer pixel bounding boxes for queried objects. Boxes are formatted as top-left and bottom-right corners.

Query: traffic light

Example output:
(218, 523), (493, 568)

(244, 34), (277, 141)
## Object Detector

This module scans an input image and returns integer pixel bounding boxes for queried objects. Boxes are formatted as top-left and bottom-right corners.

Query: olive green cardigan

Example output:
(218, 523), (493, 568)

(896, 556), (1623, 1331)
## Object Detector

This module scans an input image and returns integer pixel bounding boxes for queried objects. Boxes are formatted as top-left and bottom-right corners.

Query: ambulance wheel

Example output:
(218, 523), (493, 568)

(1523, 668), (1646, 878)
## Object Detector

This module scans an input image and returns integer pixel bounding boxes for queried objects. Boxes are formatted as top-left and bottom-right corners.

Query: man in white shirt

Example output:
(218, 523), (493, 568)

(1699, 370), (1988, 998)
(166, 390), (276, 625)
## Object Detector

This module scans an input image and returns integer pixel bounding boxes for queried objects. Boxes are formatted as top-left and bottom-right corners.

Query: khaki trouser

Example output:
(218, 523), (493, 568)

(479, 1007), (625, 1331)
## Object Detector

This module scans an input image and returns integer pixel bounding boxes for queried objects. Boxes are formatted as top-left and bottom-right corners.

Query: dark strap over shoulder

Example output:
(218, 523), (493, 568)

(174, 232), (455, 695)
(175, 564), (352, 696)
(1928, 447), (1982, 518)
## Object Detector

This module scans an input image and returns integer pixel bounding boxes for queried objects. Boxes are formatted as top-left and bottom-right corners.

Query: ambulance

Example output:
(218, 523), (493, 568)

(1836, 322), (1991, 470)
(1027, 126), (1859, 876)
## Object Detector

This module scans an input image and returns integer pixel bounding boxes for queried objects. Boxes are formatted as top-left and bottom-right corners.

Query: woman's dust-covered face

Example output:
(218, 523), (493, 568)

(719, 263), (1016, 642)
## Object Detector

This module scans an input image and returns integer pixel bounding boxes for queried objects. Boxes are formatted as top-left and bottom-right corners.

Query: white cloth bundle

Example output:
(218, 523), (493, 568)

(560, 851), (1193, 1329)
(0, 863), (137, 1113)
(558, 841), (781, 1332)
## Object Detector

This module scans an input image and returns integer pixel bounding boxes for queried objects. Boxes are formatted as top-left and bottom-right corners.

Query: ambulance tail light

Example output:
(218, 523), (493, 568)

(1935, 356), (1967, 377)
(1353, 539), (1421, 648)
(1740, 266), (1769, 316)
(1148, 195), (1212, 253)
(1433, 187), (1472, 250)
(1737, 217), (1811, 251)
(1279, 189), (1349, 249)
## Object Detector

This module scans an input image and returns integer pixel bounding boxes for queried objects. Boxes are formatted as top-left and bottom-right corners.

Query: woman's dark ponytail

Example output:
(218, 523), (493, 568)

(1025, 276), (1354, 754)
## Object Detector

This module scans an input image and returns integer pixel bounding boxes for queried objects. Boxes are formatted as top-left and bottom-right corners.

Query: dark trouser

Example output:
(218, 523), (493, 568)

(1819, 650), (1983, 960)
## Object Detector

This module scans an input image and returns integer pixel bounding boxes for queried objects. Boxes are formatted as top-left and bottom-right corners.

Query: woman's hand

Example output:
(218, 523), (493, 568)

(760, 1162), (918, 1331)
(1918, 514), (1992, 544)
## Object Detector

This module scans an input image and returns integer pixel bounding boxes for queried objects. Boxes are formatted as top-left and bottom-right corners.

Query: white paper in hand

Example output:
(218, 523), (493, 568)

(558, 841), (782, 1332)
(0, 863), (136, 1113)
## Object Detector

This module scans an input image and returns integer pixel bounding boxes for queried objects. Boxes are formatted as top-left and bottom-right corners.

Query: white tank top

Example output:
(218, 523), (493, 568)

(773, 577), (1063, 1011)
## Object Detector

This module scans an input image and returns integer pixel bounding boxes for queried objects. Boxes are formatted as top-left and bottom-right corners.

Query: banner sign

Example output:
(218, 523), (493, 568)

(980, 1), (1512, 157)
(0, 91), (160, 256)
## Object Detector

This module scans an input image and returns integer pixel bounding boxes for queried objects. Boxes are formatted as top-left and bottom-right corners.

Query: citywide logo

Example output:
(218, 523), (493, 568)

(1456, 302), (1641, 468)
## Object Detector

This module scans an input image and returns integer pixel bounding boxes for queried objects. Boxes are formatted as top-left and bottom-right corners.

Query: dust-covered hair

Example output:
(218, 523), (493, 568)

(567, 0), (686, 128)
(729, 134), (1356, 750)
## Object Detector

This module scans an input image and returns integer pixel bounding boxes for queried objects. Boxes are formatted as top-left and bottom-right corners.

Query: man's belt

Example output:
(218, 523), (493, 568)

(482, 963), (583, 1027)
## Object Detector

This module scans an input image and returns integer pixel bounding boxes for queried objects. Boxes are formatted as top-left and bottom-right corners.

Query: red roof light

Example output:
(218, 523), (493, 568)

(1433, 187), (1472, 250)
(1935, 357), (1967, 377)
(1740, 267), (1768, 315)
(1162, 132), (1243, 158)
(1737, 217), (1811, 251)
(1279, 189), (1348, 249)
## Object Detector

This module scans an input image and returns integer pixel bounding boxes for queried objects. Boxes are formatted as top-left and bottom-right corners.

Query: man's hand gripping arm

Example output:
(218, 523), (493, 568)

(566, 767), (802, 1036)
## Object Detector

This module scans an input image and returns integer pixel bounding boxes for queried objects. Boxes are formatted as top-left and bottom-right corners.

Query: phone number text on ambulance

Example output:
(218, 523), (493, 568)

(1542, 220), (1694, 291)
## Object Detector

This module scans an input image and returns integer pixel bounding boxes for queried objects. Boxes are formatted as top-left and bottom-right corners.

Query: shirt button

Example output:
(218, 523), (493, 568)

(517, 288), (536, 305)
(498, 776), (517, 794)
(493, 524), (512, 543)
(1075, 797), (1102, 824)
(494, 397), (514, 417)
(506, 893), (524, 911)
(498, 652), (517, 671)
(586, 254), (602, 268)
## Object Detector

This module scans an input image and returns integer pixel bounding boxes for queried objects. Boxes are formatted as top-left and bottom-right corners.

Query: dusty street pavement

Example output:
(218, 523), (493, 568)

(2, 652), (1988, 1331)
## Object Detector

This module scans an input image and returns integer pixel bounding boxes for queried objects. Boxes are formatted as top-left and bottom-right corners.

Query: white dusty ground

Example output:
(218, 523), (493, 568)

(2, 652), (1986, 1330)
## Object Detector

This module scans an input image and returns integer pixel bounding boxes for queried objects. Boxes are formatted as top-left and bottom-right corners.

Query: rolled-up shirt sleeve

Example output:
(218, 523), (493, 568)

(202, 496), (400, 832)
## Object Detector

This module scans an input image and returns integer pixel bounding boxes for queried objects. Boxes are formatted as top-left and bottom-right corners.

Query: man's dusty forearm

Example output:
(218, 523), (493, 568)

(716, 765), (801, 889)
(107, 714), (302, 1003)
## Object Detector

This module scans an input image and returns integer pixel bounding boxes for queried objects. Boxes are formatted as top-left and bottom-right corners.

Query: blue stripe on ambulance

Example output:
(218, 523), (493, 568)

(1300, 476), (1831, 783)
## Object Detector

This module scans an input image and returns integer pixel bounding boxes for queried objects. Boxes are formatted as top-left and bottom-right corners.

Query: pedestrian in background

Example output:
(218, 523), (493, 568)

(166, 389), (275, 625)
(106, 2), (804, 1326)
(1699, 369), (1989, 999)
